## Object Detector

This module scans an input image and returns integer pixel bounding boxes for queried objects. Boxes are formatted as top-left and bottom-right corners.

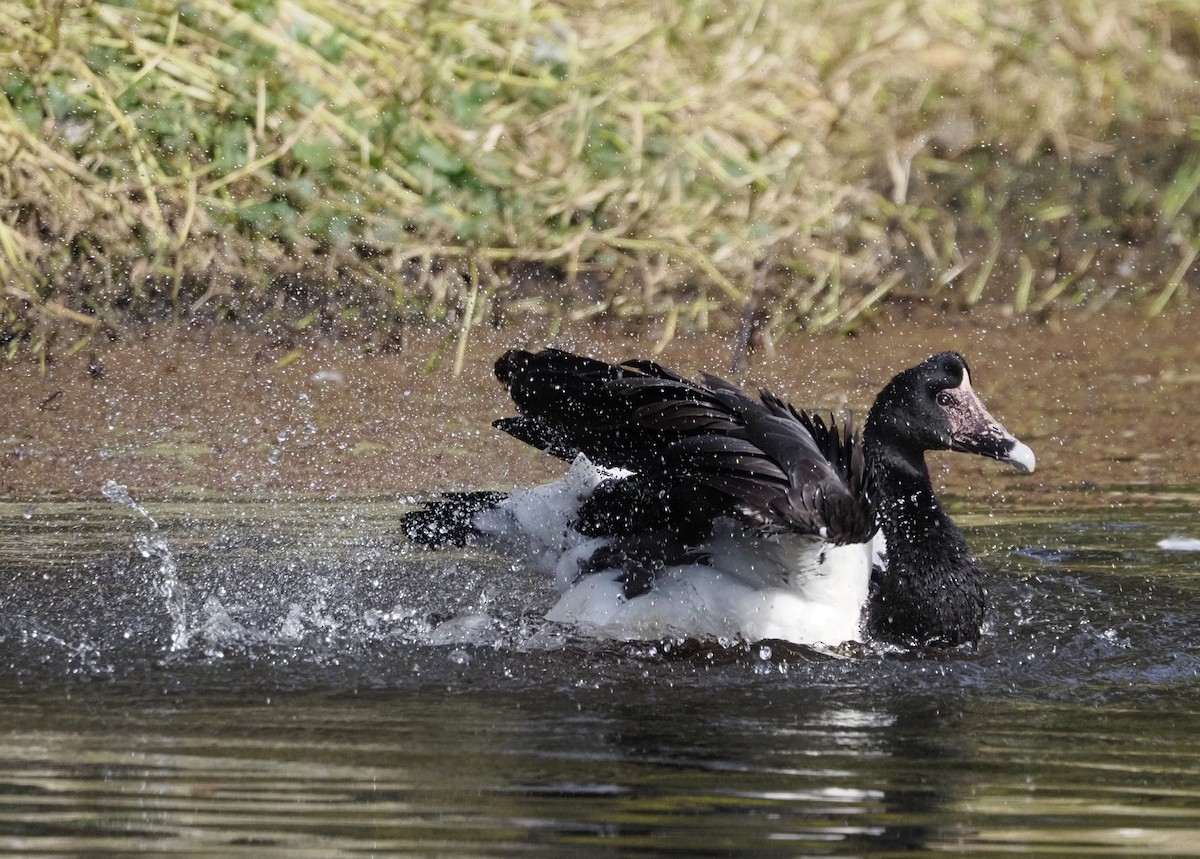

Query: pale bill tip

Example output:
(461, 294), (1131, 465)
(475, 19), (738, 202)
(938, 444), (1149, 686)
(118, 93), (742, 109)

(1007, 440), (1036, 474)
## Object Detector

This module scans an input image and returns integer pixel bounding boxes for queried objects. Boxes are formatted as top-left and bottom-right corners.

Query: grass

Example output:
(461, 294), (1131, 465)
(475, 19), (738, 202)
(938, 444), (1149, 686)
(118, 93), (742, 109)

(2, 0), (1199, 360)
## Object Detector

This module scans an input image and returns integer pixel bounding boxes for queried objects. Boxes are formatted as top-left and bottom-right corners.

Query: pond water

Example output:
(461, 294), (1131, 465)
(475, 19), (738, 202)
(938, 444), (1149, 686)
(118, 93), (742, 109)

(2, 490), (1199, 856)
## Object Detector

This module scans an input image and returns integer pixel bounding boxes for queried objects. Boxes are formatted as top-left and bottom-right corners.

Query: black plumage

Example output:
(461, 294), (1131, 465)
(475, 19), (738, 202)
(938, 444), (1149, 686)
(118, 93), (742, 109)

(403, 348), (1034, 648)
(491, 348), (875, 547)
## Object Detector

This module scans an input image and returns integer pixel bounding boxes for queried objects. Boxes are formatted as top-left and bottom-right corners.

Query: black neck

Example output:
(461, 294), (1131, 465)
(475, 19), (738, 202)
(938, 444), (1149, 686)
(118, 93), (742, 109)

(864, 435), (985, 647)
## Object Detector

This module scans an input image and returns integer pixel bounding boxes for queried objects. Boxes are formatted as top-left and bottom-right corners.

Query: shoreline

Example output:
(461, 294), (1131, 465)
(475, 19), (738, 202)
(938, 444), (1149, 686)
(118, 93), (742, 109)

(3, 307), (1198, 505)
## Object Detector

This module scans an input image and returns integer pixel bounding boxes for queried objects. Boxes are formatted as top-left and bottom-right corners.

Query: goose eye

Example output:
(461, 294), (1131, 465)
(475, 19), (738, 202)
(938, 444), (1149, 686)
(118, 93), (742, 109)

(936, 390), (954, 407)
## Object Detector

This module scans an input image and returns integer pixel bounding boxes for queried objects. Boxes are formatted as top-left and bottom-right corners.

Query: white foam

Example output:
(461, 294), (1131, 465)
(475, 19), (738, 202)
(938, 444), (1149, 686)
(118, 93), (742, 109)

(1158, 537), (1200, 552)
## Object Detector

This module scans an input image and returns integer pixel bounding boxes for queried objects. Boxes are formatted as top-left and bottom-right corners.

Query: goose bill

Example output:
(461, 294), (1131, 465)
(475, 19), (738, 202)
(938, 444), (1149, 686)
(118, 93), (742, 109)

(951, 420), (1036, 473)
(943, 377), (1036, 474)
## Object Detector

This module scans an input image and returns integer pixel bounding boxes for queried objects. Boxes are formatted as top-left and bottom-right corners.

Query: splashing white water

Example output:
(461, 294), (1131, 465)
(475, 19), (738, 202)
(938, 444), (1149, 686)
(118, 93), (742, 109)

(136, 533), (190, 652)
(104, 480), (189, 652)
(101, 479), (158, 529)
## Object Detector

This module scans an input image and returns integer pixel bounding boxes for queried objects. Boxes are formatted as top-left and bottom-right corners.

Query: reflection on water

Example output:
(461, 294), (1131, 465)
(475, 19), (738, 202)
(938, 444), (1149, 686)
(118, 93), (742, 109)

(0, 494), (1198, 856)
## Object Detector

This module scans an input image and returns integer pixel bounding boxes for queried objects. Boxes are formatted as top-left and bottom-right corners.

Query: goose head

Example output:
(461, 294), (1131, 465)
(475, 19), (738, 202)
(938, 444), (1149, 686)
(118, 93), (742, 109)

(867, 352), (1036, 474)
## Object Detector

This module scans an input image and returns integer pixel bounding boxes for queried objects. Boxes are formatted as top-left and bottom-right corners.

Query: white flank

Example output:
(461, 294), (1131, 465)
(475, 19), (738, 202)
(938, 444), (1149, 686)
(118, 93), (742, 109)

(478, 455), (872, 647)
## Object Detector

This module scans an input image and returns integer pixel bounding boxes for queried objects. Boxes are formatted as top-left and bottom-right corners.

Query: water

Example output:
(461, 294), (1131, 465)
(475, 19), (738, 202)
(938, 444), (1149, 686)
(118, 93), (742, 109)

(1, 493), (1199, 855)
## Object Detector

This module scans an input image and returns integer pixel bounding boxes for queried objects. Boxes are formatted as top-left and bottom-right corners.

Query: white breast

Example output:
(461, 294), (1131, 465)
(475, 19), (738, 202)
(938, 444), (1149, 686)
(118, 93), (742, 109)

(474, 454), (874, 648)
(546, 537), (871, 647)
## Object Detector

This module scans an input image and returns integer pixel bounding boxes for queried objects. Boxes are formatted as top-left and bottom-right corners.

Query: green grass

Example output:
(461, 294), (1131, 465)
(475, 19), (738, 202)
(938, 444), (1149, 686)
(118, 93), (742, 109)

(2, 0), (1199, 359)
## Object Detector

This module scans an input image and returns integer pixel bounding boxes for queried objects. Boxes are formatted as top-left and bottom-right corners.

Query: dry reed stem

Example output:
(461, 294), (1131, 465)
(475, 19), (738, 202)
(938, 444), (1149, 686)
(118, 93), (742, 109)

(0, 0), (1197, 357)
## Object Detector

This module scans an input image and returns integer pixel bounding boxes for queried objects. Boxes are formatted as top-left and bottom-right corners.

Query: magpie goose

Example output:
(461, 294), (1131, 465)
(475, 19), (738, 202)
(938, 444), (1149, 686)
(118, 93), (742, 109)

(403, 349), (1035, 649)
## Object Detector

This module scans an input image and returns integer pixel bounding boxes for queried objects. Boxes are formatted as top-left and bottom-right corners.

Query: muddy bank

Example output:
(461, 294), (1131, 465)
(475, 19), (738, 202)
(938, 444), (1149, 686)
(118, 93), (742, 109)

(2, 308), (1198, 507)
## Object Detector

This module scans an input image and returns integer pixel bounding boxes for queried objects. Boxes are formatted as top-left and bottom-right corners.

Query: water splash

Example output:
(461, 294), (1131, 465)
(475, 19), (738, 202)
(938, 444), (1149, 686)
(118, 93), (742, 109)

(103, 480), (189, 652)
(101, 479), (158, 529)
(136, 533), (190, 652)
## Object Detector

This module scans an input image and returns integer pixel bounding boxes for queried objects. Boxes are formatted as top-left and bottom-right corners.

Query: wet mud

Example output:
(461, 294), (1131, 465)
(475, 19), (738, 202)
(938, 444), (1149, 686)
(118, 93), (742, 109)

(2, 307), (1198, 507)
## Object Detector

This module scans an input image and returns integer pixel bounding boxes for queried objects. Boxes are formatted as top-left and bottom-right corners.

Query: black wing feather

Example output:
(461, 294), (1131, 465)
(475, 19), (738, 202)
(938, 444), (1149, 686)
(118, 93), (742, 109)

(492, 348), (875, 545)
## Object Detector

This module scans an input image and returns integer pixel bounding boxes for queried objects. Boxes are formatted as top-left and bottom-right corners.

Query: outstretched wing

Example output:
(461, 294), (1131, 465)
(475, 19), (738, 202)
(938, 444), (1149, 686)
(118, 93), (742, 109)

(493, 348), (876, 545)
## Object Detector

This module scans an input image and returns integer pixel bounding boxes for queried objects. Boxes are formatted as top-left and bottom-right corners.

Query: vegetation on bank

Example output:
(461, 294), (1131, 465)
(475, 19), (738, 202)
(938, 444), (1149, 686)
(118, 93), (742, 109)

(2, 0), (1199, 360)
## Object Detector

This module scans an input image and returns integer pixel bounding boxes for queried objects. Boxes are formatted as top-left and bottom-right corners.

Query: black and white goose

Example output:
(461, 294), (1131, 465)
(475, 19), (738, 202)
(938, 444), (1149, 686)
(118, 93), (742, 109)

(403, 349), (1035, 649)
